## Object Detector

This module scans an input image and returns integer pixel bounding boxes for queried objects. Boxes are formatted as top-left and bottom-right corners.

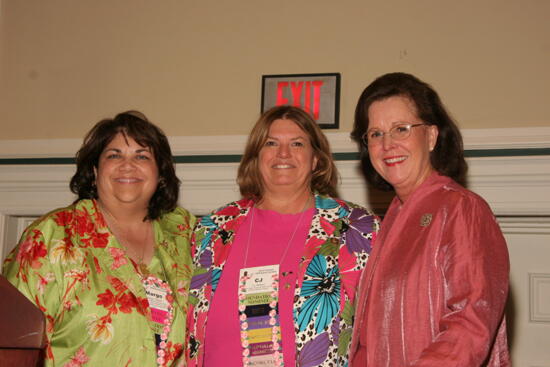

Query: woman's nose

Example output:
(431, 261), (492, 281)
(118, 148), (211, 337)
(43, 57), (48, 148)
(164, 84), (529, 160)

(381, 133), (396, 150)
(277, 144), (290, 157)
(119, 157), (136, 170)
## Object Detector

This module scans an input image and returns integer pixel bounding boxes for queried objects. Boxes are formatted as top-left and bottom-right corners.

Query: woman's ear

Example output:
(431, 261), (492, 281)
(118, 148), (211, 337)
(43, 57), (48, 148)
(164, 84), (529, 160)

(428, 125), (439, 152)
(312, 155), (319, 172)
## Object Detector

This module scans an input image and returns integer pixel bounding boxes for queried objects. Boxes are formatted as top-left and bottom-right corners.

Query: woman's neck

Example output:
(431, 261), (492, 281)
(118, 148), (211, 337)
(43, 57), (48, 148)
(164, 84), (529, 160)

(96, 199), (148, 226)
(96, 198), (155, 265)
(257, 189), (314, 214)
(395, 169), (436, 203)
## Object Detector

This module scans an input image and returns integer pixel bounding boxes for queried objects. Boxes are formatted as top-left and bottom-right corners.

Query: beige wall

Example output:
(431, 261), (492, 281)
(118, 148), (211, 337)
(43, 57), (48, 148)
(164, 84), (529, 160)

(1, 0), (549, 140)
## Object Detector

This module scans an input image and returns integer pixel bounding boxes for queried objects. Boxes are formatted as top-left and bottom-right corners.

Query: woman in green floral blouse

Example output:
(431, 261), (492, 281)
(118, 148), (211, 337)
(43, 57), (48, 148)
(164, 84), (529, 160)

(3, 111), (195, 367)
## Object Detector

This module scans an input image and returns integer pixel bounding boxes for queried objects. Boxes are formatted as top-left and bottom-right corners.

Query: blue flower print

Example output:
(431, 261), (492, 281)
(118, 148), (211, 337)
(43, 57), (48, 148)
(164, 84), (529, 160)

(198, 215), (216, 252)
(337, 206), (350, 218)
(211, 268), (221, 291)
(297, 255), (341, 334)
(199, 215), (215, 227)
(315, 196), (339, 210)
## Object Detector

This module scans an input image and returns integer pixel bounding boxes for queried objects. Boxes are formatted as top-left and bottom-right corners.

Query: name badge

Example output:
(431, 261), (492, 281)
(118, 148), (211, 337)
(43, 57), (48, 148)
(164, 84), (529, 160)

(239, 265), (283, 366)
(144, 278), (170, 335)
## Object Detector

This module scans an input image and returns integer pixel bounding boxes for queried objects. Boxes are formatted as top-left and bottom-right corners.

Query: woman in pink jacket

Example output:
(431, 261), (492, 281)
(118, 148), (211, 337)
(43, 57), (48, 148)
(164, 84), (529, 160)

(349, 72), (510, 366)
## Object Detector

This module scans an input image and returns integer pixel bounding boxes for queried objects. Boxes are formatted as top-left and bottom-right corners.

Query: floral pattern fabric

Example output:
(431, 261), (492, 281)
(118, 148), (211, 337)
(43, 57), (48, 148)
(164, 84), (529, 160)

(2, 199), (196, 367)
(185, 194), (379, 367)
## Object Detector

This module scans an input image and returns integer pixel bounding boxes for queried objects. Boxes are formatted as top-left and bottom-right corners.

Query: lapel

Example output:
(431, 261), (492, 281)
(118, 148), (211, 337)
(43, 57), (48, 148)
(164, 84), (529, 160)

(154, 223), (187, 309)
(377, 173), (445, 250)
(352, 195), (398, 349)
(211, 199), (254, 269)
(296, 194), (345, 288)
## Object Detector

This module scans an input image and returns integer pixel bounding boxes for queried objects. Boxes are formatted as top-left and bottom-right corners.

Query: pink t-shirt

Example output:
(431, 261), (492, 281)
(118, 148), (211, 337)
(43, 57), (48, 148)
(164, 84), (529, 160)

(204, 206), (314, 367)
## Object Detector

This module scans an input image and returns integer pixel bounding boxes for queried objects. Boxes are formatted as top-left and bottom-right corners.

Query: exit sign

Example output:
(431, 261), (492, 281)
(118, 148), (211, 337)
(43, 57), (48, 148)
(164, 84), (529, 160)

(261, 73), (340, 129)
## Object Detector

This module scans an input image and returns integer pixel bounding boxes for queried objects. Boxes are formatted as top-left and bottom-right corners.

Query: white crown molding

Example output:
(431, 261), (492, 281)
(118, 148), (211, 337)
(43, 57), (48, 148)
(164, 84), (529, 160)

(498, 217), (550, 234)
(1, 155), (549, 216)
(461, 127), (550, 150)
(1, 127), (549, 159)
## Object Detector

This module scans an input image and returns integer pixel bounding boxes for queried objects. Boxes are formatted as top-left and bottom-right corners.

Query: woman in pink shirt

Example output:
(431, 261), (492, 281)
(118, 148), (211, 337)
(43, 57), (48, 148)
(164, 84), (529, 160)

(185, 106), (379, 366)
(349, 72), (510, 366)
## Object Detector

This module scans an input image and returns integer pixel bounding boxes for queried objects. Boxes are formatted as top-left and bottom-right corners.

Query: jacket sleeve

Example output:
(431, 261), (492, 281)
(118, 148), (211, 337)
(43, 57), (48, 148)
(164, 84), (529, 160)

(411, 195), (510, 366)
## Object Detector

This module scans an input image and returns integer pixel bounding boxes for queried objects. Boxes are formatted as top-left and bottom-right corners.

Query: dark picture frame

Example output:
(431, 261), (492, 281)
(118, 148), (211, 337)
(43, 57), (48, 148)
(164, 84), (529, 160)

(261, 73), (341, 129)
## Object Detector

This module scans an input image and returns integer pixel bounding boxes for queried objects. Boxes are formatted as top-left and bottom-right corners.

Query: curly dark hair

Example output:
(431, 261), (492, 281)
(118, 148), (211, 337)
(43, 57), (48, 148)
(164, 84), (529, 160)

(69, 110), (180, 220)
(351, 72), (467, 191)
(238, 105), (339, 200)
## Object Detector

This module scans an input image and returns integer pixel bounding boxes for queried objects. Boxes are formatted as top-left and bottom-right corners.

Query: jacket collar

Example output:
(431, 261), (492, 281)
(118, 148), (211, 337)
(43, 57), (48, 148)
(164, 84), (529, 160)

(209, 194), (347, 275)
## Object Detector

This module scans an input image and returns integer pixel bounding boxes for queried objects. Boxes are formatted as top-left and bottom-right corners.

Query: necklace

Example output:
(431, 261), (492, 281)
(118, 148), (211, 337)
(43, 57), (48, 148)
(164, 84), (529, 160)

(242, 195), (312, 268)
(97, 200), (152, 274)
(238, 195), (312, 367)
(97, 201), (176, 367)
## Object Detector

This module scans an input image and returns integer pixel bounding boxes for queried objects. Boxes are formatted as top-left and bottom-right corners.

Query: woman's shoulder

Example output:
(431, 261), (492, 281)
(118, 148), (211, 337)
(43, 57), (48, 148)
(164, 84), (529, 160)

(192, 199), (253, 246)
(439, 177), (488, 202)
(5, 200), (94, 269)
(432, 176), (495, 215)
(315, 195), (380, 236)
(202, 198), (253, 221)
(160, 206), (197, 231)
(24, 200), (92, 233)
(215, 198), (253, 212)
(316, 194), (377, 216)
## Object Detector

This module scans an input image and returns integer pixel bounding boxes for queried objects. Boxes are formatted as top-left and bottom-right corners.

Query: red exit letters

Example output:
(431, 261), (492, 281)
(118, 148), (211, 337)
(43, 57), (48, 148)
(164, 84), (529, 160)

(275, 80), (324, 120)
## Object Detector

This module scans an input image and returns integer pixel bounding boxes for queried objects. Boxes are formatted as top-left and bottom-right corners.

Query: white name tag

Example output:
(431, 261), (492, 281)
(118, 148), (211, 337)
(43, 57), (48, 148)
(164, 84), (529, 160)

(238, 264), (283, 366)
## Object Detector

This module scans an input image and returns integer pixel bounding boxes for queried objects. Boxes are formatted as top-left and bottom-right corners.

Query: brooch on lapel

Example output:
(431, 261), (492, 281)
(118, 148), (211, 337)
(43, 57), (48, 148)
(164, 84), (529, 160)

(420, 213), (433, 227)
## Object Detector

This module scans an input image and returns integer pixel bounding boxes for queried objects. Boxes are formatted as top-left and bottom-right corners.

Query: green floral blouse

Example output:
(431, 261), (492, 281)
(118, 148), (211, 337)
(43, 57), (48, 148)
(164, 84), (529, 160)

(2, 199), (195, 367)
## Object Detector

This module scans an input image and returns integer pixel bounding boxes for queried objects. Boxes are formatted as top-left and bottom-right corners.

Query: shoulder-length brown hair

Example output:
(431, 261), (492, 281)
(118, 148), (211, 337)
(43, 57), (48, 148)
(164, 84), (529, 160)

(351, 72), (467, 191)
(237, 105), (339, 200)
(69, 110), (180, 220)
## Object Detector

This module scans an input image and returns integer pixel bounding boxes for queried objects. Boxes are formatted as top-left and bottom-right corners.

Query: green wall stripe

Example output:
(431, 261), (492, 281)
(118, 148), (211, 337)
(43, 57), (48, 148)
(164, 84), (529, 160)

(0, 148), (548, 165)
(0, 157), (76, 165)
(464, 148), (550, 157)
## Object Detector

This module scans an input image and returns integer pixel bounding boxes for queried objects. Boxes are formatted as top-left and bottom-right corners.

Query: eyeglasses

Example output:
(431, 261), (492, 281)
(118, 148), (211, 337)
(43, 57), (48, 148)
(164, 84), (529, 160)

(362, 123), (425, 146)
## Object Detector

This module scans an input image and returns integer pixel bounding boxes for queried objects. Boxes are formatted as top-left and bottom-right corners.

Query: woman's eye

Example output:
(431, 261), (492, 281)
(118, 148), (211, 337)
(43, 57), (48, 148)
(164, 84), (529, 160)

(106, 153), (121, 159)
(136, 155), (150, 160)
(395, 126), (410, 133)
(291, 141), (304, 147)
(264, 140), (277, 147)
(369, 131), (383, 139)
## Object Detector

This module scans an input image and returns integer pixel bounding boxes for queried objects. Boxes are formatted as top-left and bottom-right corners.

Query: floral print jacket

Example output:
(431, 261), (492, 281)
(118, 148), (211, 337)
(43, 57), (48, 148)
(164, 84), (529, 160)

(2, 199), (195, 367)
(185, 194), (379, 367)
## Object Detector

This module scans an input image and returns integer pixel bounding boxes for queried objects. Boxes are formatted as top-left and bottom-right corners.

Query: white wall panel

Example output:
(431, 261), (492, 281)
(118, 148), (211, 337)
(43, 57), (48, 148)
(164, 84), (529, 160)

(501, 219), (550, 366)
